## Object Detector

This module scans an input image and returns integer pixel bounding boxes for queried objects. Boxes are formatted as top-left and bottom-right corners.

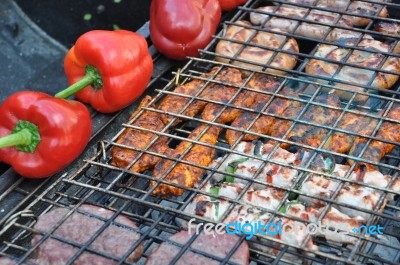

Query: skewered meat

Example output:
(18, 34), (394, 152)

(306, 38), (400, 102)
(158, 67), (244, 125)
(349, 104), (400, 169)
(284, 0), (388, 26)
(151, 124), (221, 196)
(32, 205), (143, 264)
(215, 20), (299, 75)
(250, 5), (363, 42)
(145, 231), (250, 265)
(111, 96), (169, 173)
(323, 111), (379, 154)
(226, 81), (295, 145)
(281, 93), (341, 150)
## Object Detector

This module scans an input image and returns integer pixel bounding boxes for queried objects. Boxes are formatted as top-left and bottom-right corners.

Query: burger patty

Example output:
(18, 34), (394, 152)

(31, 205), (143, 265)
(145, 230), (249, 265)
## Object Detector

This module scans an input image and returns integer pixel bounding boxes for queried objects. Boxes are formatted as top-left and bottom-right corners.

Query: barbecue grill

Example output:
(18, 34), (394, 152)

(1, 0), (400, 264)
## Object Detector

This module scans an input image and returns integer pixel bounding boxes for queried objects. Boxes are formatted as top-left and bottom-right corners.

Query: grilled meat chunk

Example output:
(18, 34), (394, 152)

(349, 104), (400, 169)
(323, 111), (378, 154)
(227, 87), (297, 145)
(268, 97), (305, 145)
(151, 124), (221, 196)
(305, 38), (400, 102)
(111, 96), (169, 173)
(281, 93), (341, 149)
(250, 5), (361, 42)
(226, 74), (281, 146)
(158, 67), (244, 125)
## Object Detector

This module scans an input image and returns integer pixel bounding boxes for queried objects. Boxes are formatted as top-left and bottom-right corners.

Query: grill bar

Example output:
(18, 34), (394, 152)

(1, 0), (400, 264)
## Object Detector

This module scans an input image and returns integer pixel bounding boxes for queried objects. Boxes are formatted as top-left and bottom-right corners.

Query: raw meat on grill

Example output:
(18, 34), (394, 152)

(31, 205), (143, 265)
(145, 231), (250, 265)
(151, 124), (221, 196)
(111, 96), (169, 173)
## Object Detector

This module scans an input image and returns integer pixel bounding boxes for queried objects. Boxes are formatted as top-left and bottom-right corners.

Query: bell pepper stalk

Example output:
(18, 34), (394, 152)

(0, 91), (92, 178)
(218, 0), (248, 11)
(55, 30), (153, 113)
(150, 0), (221, 60)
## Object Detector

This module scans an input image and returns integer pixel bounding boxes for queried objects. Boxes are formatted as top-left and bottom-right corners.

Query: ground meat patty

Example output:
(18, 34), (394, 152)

(145, 230), (249, 265)
(31, 205), (143, 265)
(0, 257), (17, 265)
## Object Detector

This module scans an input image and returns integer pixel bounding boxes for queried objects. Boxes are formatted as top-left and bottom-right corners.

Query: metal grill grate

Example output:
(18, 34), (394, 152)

(1, 0), (400, 264)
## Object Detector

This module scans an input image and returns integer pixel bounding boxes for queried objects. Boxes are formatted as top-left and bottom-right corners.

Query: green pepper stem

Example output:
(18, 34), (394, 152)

(0, 121), (41, 152)
(0, 129), (31, 148)
(55, 65), (103, 99)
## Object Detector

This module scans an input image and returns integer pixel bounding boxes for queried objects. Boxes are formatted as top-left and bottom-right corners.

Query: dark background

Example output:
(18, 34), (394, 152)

(14, 0), (151, 47)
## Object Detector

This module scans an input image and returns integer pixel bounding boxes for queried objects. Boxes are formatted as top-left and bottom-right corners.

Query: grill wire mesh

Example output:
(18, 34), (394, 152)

(1, 0), (400, 264)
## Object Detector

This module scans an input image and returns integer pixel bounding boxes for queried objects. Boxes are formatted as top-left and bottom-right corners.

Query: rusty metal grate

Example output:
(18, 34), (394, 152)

(1, 0), (400, 264)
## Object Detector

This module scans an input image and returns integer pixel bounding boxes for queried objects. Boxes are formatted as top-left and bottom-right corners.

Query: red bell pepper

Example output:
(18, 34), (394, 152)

(0, 91), (92, 178)
(218, 0), (247, 11)
(150, 0), (221, 60)
(56, 30), (153, 113)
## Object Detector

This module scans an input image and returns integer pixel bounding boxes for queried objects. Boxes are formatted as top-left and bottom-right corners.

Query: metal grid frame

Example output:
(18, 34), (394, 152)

(1, 0), (400, 264)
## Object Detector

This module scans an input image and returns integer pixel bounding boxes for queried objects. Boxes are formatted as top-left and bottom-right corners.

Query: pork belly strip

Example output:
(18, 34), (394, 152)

(225, 74), (281, 146)
(281, 93), (341, 149)
(111, 96), (169, 173)
(158, 67), (244, 125)
(151, 124), (221, 196)
(349, 104), (400, 168)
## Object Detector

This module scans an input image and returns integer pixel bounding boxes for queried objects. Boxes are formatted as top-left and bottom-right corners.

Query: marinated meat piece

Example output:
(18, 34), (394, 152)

(349, 104), (400, 169)
(282, 93), (341, 149)
(210, 142), (301, 187)
(276, 203), (319, 253)
(145, 231), (250, 265)
(215, 21), (299, 76)
(250, 5), (361, 42)
(158, 67), (244, 125)
(226, 74), (282, 146)
(323, 111), (378, 154)
(268, 97), (305, 145)
(152, 124), (221, 196)
(336, 183), (383, 221)
(32, 205), (143, 265)
(375, 21), (400, 38)
(243, 187), (286, 210)
(284, 0), (388, 26)
(305, 39), (400, 102)
(200, 77), (255, 124)
(111, 96), (169, 173)
(183, 182), (245, 222)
